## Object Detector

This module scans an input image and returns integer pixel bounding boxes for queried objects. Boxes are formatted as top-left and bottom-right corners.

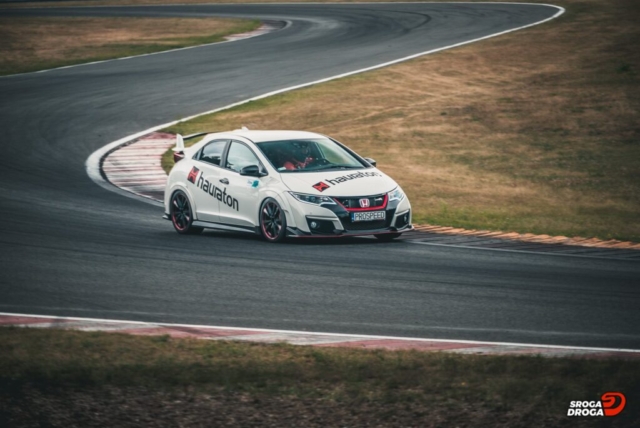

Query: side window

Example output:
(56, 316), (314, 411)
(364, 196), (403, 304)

(199, 140), (227, 166)
(225, 142), (260, 173)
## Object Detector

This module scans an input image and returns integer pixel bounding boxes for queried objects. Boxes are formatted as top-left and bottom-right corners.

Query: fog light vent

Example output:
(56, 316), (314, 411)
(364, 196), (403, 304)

(395, 211), (410, 228)
(306, 218), (336, 234)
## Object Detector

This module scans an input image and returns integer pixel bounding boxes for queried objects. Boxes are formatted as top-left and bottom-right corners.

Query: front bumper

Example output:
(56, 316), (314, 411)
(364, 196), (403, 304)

(285, 192), (412, 238)
(286, 222), (413, 238)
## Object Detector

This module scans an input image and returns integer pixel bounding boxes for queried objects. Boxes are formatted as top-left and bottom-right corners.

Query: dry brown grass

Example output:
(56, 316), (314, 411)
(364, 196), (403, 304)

(2, 327), (639, 427)
(0, 16), (259, 75)
(3, 0), (425, 8)
(165, 0), (640, 241)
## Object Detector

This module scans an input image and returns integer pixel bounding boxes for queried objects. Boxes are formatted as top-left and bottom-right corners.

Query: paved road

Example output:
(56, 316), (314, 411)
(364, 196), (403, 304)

(1, 3), (638, 349)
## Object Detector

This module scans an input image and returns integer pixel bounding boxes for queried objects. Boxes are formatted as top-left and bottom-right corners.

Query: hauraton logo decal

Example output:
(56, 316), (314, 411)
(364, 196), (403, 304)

(326, 171), (381, 186)
(191, 169), (239, 211)
(312, 171), (382, 192)
(187, 166), (199, 184)
(312, 181), (330, 192)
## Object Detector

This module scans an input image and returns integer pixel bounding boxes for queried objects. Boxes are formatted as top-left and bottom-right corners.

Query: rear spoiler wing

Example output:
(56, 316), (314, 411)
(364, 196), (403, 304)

(172, 132), (216, 163)
(172, 132), (213, 152)
(173, 127), (247, 152)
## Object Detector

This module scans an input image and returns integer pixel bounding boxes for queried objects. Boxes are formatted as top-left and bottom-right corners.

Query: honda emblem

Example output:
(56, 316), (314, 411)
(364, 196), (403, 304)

(359, 198), (370, 208)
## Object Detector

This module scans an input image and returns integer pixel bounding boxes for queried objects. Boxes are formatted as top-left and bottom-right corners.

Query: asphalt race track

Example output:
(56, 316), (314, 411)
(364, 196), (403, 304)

(1, 3), (639, 350)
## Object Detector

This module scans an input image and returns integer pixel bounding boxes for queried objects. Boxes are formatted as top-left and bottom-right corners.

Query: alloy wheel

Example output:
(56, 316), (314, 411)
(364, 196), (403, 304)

(261, 200), (285, 242)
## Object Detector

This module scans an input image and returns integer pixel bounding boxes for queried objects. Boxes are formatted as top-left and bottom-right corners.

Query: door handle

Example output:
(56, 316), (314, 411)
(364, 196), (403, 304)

(219, 178), (229, 185)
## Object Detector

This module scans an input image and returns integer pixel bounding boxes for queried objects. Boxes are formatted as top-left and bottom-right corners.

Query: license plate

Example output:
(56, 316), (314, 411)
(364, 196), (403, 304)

(351, 211), (386, 222)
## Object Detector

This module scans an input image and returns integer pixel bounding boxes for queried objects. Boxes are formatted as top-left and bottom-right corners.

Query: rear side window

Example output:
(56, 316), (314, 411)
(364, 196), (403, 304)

(225, 141), (260, 173)
(199, 140), (227, 166)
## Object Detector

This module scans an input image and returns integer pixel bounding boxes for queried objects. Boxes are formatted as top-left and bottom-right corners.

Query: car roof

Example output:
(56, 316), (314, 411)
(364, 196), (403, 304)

(220, 130), (326, 143)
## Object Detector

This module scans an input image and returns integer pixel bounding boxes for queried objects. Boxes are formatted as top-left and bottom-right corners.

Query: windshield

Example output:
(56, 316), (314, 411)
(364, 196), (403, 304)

(256, 138), (366, 173)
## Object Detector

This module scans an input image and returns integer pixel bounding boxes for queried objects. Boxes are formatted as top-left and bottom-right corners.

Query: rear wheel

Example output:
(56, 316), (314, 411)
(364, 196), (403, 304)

(170, 190), (203, 235)
(260, 198), (287, 243)
(374, 233), (401, 242)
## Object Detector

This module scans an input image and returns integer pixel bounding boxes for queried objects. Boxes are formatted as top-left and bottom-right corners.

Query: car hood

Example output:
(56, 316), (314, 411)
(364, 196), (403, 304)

(279, 168), (398, 197)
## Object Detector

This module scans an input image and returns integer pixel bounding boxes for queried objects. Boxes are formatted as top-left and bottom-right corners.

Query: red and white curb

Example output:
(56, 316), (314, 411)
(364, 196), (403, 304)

(2, 313), (639, 359)
(101, 132), (174, 203)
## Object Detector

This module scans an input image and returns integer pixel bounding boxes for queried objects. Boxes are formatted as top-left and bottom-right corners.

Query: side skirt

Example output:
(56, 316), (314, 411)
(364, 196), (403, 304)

(191, 220), (258, 235)
(164, 214), (259, 235)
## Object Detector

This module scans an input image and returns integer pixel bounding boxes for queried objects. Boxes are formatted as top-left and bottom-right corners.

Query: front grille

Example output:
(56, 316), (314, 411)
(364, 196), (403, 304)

(341, 219), (387, 231)
(335, 193), (386, 210)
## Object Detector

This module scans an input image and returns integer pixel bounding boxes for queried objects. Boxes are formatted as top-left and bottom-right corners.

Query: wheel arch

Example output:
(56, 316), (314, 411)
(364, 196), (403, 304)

(166, 182), (200, 220)
(257, 190), (296, 229)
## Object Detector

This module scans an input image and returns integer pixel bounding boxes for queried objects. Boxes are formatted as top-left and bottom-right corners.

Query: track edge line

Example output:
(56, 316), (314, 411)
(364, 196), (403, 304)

(2, 311), (637, 354)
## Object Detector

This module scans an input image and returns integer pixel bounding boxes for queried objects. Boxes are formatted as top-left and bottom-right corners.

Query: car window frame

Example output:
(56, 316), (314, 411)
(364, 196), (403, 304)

(193, 139), (229, 168)
(255, 138), (370, 174)
(223, 140), (268, 176)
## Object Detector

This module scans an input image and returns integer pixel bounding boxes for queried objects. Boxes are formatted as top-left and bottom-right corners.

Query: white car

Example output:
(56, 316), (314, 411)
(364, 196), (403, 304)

(164, 129), (412, 242)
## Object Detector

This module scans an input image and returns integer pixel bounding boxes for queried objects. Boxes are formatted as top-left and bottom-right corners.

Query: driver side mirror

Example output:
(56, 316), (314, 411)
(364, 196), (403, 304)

(240, 165), (266, 177)
(364, 157), (377, 167)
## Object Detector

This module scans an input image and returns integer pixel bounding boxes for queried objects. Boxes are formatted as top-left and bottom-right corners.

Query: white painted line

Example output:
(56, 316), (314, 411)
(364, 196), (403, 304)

(1, 312), (638, 354)
(208, 332), (369, 345)
(86, 3), (565, 205)
(408, 240), (639, 261)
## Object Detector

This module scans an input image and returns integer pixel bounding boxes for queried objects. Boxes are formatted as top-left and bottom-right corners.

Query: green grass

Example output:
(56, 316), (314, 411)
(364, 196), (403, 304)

(1, 327), (639, 426)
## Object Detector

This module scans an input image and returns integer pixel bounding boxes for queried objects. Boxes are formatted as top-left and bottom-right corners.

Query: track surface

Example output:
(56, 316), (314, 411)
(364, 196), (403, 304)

(1, 3), (638, 349)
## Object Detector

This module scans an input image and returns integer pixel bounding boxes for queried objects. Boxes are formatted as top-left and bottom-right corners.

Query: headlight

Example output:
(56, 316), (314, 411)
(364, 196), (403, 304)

(289, 192), (336, 206)
(388, 187), (405, 202)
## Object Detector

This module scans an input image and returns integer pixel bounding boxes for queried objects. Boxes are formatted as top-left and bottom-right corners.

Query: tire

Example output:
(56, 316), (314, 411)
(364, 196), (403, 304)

(374, 233), (401, 242)
(170, 190), (203, 235)
(259, 198), (287, 243)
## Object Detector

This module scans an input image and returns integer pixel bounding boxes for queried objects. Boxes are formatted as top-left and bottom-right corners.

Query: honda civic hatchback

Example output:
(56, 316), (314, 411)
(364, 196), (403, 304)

(164, 129), (412, 242)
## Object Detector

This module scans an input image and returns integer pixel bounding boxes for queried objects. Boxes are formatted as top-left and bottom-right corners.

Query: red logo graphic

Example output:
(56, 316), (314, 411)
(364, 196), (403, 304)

(359, 198), (370, 208)
(602, 392), (626, 417)
(313, 181), (330, 192)
(187, 166), (200, 184)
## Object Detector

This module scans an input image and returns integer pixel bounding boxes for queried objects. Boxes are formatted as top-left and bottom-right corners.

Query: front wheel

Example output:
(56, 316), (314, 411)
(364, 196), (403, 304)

(374, 233), (401, 242)
(260, 198), (287, 243)
(170, 190), (203, 235)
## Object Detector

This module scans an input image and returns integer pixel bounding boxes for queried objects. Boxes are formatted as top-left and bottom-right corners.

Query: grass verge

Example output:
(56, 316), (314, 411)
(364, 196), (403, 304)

(1, 327), (639, 427)
(160, 0), (639, 242)
(0, 16), (260, 76)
